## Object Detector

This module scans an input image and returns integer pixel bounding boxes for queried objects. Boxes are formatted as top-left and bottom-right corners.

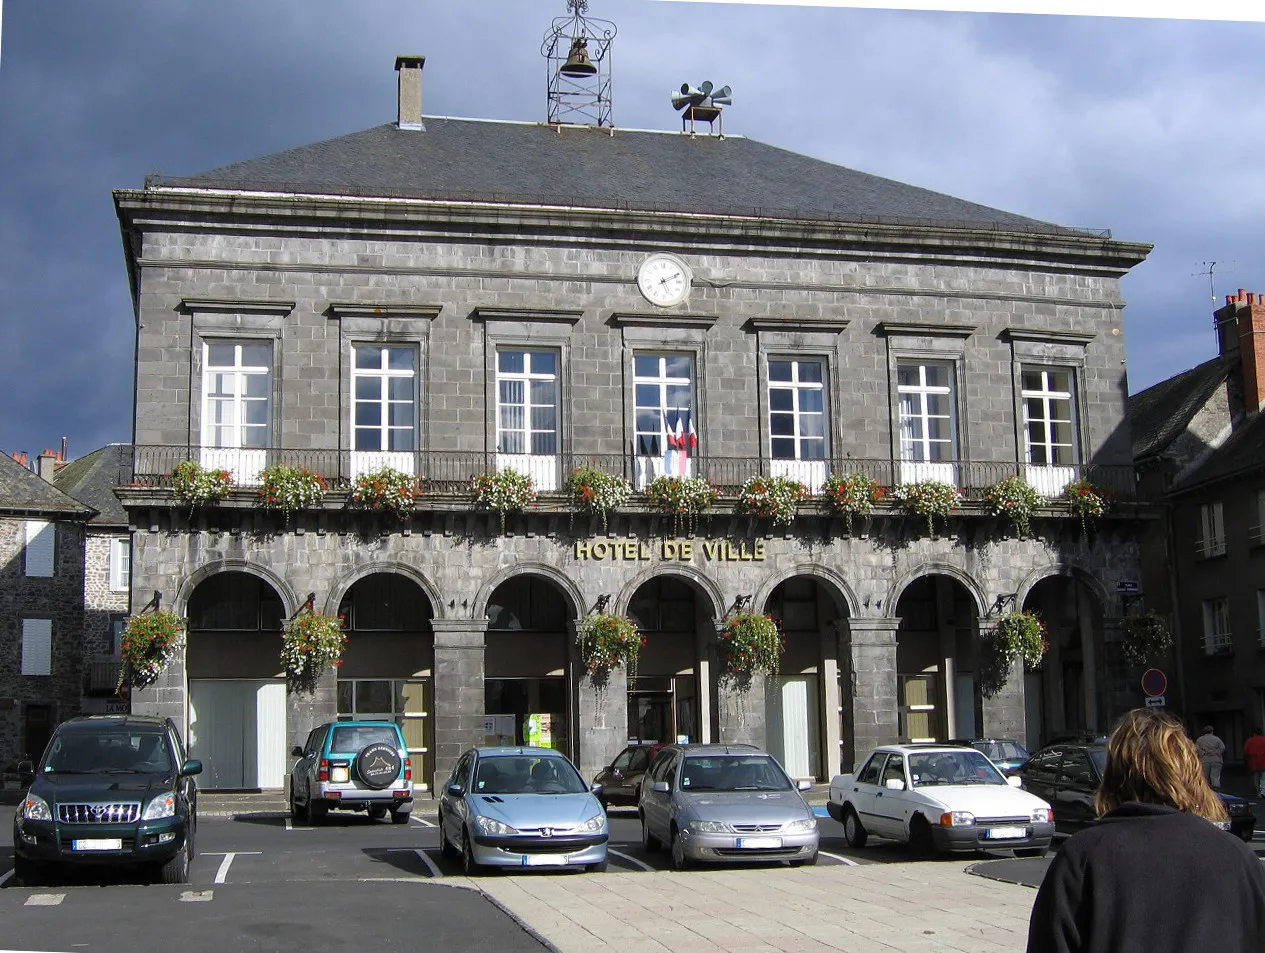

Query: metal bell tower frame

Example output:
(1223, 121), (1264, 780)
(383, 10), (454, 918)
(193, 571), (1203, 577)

(542, 0), (617, 128)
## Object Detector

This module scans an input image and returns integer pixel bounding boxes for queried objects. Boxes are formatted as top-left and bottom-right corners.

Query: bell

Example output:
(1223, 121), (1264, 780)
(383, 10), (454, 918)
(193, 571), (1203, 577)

(560, 36), (597, 77)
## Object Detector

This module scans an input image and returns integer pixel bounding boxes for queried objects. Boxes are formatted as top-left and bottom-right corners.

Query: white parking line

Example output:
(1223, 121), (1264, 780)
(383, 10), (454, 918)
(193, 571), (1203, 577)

(382, 848), (442, 878)
(24, 893), (64, 906)
(819, 850), (858, 866)
(204, 851), (262, 884)
(0, 869), (13, 887)
(179, 890), (215, 902)
(410, 816), (436, 827)
(607, 849), (653, 871)
(284, 819), (314, 831)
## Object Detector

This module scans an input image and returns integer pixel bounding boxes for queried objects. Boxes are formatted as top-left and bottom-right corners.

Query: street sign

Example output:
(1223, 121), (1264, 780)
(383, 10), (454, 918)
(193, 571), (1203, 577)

(1116, 581), (1141, 594)
(1145, 695), (1166, 708)
(1141, 669), (1168, 697)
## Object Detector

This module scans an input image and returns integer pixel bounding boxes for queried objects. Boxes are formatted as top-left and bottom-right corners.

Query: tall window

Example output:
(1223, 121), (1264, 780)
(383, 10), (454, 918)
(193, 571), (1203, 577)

(1198, 501), (1226, 558)
(1021, 367), (1078, 465)
(634, 354), (695, 487)
(353, 346), (416, 452)
(897, 362), (957, 462)
(768, 359), (827, 461)
(496, 350), (558, 455)
(109, 538), (131, 593)
(1202, 597), (1231, 654)
(203, 340), (272, 448)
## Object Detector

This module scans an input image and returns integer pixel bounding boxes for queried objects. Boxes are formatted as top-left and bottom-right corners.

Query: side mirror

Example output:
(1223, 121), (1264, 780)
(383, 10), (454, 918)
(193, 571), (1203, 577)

(447, 784), (464, 797)
(590, 783), (603, 795)
(1007, 776), (1023, 788)
(610, 768), (622, 779)
(651, 780), (670, 794)
(884, 778), (906, 791)
(796, 779), (812, 791)
(17, 760), (34, 784)
(291, 746), (305, 758)
(181, 759), (203, 777)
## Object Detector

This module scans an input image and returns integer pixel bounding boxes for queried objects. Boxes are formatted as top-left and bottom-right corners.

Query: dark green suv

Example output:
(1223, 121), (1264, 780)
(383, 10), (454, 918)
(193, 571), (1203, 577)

(12, 715), (202, 885)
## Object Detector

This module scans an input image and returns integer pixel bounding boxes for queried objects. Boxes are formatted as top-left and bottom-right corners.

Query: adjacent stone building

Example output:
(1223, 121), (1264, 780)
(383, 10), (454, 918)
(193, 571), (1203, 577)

(113, 55), (1152, 793)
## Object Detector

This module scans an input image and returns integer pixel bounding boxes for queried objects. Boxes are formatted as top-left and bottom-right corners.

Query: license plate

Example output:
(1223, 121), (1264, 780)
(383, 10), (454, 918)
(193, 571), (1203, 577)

(985, 827), (1026, 840)
(736, 836), (783, 849)
(523, 854), (568, 866)
(73, 839), (123, 851)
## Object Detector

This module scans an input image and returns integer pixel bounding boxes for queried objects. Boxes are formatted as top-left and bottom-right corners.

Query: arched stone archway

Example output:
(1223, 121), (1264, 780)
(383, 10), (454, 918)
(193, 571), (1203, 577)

(1022, 574), (1106, 748)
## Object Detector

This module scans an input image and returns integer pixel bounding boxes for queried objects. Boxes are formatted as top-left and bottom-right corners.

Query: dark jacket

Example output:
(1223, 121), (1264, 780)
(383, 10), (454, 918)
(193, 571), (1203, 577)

(1027, 802), (1265, 953)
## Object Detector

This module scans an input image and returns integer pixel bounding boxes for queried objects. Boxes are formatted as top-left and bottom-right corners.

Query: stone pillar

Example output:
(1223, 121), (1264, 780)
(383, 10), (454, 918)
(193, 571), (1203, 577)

(845, 617), (901, 768)
(980, 622), (1027, 741)
(131, 650), (187, 738)
(716, 674), (766, 749)
(287, 673), (337, 765)
(575, 667), (628, 782)
(430, 618), (488, 795)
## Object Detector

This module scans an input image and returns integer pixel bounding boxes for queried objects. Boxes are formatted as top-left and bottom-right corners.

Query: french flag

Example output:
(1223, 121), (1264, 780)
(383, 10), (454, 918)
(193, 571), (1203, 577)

(664, 411), (697, 476)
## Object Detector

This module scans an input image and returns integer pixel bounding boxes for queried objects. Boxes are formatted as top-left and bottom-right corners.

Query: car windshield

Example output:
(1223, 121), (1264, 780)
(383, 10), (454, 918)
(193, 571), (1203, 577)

(973, 741), (1029, 762)
(680, 755), (793, 792)
(909, 750), (1007, 787)
(330, 725), (398, 752)
(1089, 748), (1107, 776)
(43, 731), (173, 774)
(472, 755), (587, 795)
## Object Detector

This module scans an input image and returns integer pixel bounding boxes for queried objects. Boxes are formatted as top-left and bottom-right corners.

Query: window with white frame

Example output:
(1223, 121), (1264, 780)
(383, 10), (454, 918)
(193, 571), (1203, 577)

(23, 520), (54, 578)
(337, 678), (430, 790)
(352, 345), (417, 476)
(1202, 597), (1231, 654)
(1198, 501), (1227, 558)
(769, 359), (827, 461)
(202, 340), (272, 448)
(897, 362), (957, 462)
(108, 537), (131, 593)
(634, 354), (695, 485)
(21, 618), (52, 676)
(496, 350), (558, 455)
(1021, 367), (1079, 466)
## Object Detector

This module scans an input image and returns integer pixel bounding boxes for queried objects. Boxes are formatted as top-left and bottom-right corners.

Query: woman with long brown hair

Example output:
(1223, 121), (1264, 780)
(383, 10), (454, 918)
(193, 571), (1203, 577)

(1027, 708), (1265, 953)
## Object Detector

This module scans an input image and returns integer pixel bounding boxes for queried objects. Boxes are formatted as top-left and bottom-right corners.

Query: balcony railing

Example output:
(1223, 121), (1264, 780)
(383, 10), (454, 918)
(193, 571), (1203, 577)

(127, 446), (1142, 503)
(1195, 537), (1228, 559)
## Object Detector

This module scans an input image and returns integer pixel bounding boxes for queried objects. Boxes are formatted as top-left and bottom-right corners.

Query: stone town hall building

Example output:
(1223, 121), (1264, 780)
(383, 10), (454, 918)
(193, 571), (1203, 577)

(112, 53), (1152, 793)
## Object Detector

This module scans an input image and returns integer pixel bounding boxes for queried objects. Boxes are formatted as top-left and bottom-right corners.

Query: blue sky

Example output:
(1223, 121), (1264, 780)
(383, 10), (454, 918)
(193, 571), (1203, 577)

(2, 0), (1263, 459)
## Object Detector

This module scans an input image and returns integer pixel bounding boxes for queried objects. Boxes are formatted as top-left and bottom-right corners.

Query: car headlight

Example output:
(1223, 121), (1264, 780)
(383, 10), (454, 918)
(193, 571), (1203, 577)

(690, 820), (731, 834)
(1031, 808), (1052, 824)
(576, 814), (605, 834)
(21, 793), (52, 821)
(939, 811), (975, 827)
(783, 817), (818, 832)
(143, 793), (177, 820)
(474, 815), (519, 836)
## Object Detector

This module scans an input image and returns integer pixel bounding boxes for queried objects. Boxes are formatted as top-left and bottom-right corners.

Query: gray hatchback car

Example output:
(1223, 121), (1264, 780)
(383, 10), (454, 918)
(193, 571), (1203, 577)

(638, 744), (819, 869)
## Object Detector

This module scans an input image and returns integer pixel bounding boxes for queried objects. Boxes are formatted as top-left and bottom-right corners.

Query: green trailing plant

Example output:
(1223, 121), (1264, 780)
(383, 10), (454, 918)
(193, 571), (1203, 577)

(737, 475), (809, 527)
(281, 609), (347, 694)
(892, 480), (963, 537)
(566, 465), (632, 533)
(983, 475), (1043, 538)
(169, 460), (234, 506)
(1120, 610), (1173, 665)
(718, 611), (784, 692)
(1063, 479), (1106, 537)
(980, 611), (1048, 697)
(575, 612), (643, 685)
(821, 471), (887, 535)
(644, 475), (719, 537)
(349, 466), (422, 521)
(117, 610), (186, 691)
(257, 464), (327, 517)
(471, 469), (536, 534)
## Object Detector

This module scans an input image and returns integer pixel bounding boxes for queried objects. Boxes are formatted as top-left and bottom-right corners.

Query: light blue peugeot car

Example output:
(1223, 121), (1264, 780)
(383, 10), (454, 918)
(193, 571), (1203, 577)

(438, 746), (609, 874)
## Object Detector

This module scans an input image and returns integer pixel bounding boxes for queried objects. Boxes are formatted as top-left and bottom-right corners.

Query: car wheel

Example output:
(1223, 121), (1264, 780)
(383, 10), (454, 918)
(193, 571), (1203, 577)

(289, 788), (302, 823)
(461, 827), (485, 877)
(843, 806), (868, 849)
(13, 854), (41, 887)
(158, 844), (189, 885)
(1240, 829), (1255, 843)
(390, 808), (410, 825)
(586, 856), (609, 873)
(303, 789), (327, 826)
(908, 816), (935, 858)
(439, 813), (459, 859)
(1015, 846), (1050, 858)
(670, 826), (690, 871)
(368, 805), (388, 820)
(789, 851), (818, 868)
(641, 814), (662, 853)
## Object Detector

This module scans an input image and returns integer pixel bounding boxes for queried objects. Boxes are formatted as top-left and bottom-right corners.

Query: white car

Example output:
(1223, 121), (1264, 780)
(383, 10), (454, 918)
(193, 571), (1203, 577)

(826, 744), (1054, 857)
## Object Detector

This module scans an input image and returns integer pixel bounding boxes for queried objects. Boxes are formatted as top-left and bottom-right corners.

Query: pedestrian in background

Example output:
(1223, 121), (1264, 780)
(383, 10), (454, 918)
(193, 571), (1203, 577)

(1245, 727), (1265, 797)
(1196, 725), (1225, 789)
(1027, 708), (1265, 953)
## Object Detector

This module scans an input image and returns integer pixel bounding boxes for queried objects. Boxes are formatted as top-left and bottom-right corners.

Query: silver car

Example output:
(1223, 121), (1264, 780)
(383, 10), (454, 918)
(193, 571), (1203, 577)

(638, 744), (819, 869)
(438, 746), (609, 874)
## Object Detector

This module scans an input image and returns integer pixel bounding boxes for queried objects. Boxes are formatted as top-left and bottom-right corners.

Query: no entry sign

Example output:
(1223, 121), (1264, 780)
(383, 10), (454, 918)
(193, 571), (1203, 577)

(1141, 668), (1168, 697)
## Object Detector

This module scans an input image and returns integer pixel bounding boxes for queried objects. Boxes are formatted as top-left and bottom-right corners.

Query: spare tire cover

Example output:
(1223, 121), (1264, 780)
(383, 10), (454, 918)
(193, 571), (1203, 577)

(356, 743), (403, 790)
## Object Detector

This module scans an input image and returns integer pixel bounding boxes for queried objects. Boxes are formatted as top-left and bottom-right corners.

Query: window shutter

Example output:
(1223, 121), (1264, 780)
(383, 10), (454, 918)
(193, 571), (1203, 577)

(21, 619), (53, 675)
(24, 520), (54, 577)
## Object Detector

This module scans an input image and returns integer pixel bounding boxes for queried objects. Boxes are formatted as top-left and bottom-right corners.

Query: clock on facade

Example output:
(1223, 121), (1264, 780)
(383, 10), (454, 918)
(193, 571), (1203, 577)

(636, 253), (692, 308)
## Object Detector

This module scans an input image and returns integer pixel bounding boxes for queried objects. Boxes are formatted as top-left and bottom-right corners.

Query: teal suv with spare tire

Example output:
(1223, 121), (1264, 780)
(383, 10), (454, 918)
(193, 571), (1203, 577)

(289, 720), (413, 824)
(12, 715), (202, 885)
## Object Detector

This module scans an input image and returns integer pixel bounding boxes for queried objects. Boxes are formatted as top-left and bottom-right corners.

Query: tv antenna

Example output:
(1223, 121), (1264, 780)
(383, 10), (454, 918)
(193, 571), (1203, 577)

(1193, 260), (1234, 303)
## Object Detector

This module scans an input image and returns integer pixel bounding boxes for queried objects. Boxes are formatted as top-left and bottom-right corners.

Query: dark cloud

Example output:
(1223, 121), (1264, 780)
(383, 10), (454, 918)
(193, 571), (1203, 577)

(1, 0), (1262, 456)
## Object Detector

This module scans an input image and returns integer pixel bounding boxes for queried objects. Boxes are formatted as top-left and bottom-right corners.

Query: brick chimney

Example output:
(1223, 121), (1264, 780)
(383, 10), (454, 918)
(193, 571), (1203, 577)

(395, 55), (426, 131)
(1215, 289), (1265, 414)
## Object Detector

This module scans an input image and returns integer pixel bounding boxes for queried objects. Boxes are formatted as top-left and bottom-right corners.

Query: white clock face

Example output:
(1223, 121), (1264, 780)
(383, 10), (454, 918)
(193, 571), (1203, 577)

(637, 254), (691, 307)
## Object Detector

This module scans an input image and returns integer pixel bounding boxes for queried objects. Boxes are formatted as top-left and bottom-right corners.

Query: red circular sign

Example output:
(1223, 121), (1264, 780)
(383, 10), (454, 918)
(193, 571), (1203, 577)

(1141, 669), (1167, 697)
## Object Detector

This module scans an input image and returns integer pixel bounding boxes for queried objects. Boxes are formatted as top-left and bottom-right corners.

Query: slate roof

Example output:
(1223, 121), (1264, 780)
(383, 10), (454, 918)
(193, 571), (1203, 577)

(0, 452), (94, 518)
(1129, 355), (1237, 461)
(51, 444), (132, 527)
(157, 118), (1095, 237)
(1167, 411), (1265, 494)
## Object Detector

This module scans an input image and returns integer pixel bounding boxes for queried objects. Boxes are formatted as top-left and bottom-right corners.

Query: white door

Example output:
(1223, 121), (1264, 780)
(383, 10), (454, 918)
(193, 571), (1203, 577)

(899, 461), (958, 486)
(771, 459), (827, 495)
(200, 447), (267, 486)
(189, 679), (287, 790)
(765, 675), (819, 780)
(495, 453), (558, 492)
(1024, 464), (1074, 498)
(351, 451), (415, 480)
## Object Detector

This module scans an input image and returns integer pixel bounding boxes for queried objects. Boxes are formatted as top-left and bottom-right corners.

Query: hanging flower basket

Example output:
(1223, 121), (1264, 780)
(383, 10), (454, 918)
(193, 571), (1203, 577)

(169, 460), (234, 507)
(349, 466), (422, 521)
(644, 475), (719, 537)
(980, 611), (1048, 697)
(117, 610), (186, 691)
(471, 469), (536, 534)
(565, 465), (631, 533)
(718, 611), (784, 692)
(1063, 479), (1106, 537)
(576, 612), (643, 686)
(737, 475), (809, 527)
(892, 480), (963, 537)
(257, 464), (327, 517)
(821, 471), (886, 535)
(983, 475), (1043, 538)
(281, 609), (347, 694)
(1120, 610), (1172, 665)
